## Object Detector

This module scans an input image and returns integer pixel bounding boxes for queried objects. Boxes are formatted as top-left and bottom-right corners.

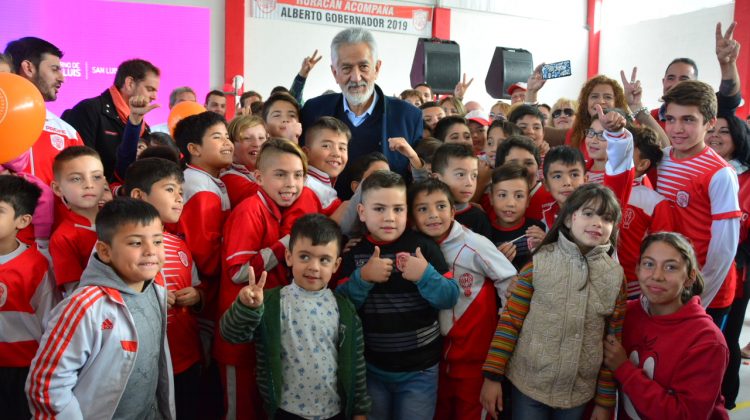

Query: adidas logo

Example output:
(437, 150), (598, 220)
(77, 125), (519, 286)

(101, 319), (113, 330)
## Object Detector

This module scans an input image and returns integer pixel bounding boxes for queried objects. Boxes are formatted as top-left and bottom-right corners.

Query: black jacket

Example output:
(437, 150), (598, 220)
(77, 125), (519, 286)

(62, 89), (149, 181)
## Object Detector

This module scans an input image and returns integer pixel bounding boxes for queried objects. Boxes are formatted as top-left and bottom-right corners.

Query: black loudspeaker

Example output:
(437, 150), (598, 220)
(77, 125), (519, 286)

(410, 38), (461, 95)
(485, 47), (533, 99)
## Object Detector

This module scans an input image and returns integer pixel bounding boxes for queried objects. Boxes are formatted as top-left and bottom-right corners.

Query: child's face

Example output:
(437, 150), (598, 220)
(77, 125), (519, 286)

(637, 241), (693, 313)
(665, 103), (714, 159)
(233, 124), (267, 170)
(491, 178), (530, 227)
(191, 122), (234, 170)
(423, 106), (445, 129)
(434, 157), (478, 204)
(515, 115), (544, 146)
(504, 147), (539, 186)
(411, 190), (454, 240)
(544, 161), (585, 205)
(265, 100), (299, 139)
(304, 129), (349, 178)
(444, 123), (472, 147)
(468, 121), (488, 155)
(585, 119), (608, 162)
(135, 176), (184, 224)
(564, 201), (614, 253)
(53, 156), (107, 212)
(351, 161), (390, 193)
(285, 237), (341, 292)
(97, 219), (165, 289)
(0, 202), (31, 244)
(255, 151), (305, 207)
(357, 187), (407, 242)
(485, 127), (507, 164)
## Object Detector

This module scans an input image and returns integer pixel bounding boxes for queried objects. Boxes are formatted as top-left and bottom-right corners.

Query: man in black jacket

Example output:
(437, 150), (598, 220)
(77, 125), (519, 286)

(62, 59), (160, 180)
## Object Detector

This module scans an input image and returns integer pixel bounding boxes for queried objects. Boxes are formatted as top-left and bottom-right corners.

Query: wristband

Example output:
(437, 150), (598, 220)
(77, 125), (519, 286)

(629, 106), (649, 120)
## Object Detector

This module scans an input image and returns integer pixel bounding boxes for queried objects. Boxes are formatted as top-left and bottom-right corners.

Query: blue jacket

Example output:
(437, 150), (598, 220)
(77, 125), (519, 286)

(301, 84), (423, 177)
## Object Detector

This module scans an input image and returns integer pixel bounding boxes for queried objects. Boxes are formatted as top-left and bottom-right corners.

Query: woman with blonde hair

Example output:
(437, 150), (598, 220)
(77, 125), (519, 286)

(549, 97), (578, 130)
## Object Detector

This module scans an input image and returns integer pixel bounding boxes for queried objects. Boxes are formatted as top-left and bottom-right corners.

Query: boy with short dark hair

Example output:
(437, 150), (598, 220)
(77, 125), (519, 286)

(218, 138), (309, 418)
(221, 214), (371, 419)
(657, 80), (740, 313)
(303, 116), (351, 216)
(407, 178), (515, 420)
(507, 104), (548, 156)
(50, 145), (107, 293)
(492, 135), (552, 221)
(489, 163), (545, 269)
(337, 170), (458, 420)
(0, 175), (57, 420)
(125, 158), (204, 418)
(432, 143), (492, 238)
(27, 198), (174, 419)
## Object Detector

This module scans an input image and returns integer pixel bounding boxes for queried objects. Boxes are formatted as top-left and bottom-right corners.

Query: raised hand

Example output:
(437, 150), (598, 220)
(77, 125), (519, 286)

(128, 95), (159, 125)
(360, 246), (393, 283)
(299, 49), (323, 78)
(619, 67), (643, 110)
(527, 63), (547, 93)
(595, 104), (626, 133)
(238, 266), (267, 308)
(716, 22), (740, 65)
(453, 73), (474, 100)
(401, 247), (429, 282)
(388, 137), (421, 168)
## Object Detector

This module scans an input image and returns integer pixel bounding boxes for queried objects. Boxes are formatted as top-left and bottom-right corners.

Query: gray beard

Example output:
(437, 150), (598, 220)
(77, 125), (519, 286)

(342, 83), (374, 107)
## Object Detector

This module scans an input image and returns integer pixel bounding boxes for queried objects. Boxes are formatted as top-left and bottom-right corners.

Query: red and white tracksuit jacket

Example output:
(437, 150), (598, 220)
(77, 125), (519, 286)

(220, 163), (258, 208)
(26, 255), (175, 420)
(304, 166), (342, 216)
(438, 221), (516, 376)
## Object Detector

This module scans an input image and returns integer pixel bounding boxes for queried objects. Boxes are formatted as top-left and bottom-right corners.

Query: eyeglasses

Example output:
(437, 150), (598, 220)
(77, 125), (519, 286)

(585, 128), (605, 140)
(489, 113), (506, 121)
(552, 108), (575, 119)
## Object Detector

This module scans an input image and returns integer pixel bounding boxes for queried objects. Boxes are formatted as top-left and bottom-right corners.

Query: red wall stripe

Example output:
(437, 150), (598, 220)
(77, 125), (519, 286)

(432, 7), (451, 39)
(224, 0), (245, 120)
(587, 0), (602, 79)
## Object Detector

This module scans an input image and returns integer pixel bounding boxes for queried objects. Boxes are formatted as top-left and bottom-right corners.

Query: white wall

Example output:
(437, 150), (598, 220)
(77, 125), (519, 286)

(448, 2), (589, 109)
(244, 18), (419, 100)
(599, 3), (735, 109)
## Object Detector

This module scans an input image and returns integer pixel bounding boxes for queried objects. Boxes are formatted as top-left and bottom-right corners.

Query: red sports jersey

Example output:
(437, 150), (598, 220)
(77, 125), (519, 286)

(305, 166), (342, 216)
(618, 179), (675, 297)
(280, 186), (324, 236)
(163, 232), (202, 374)
(220, 164), (258, 208)
(586, 169), (605, 185)
(49, 209), (97, 287)
(657, 146), (741, 308)
(216, 189), (291, 366)
(0, 243), (58, 367)
(23, 110), (83, 185)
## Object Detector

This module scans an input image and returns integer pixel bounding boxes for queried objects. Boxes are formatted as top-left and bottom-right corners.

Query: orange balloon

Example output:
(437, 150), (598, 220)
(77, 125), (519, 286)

(168, 101), (206, 136)
(0, 73), (46, 165)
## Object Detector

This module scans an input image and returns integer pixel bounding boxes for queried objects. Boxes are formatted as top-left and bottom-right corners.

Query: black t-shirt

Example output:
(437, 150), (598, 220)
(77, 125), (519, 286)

(491, 218), (545, 270)
(455, 204), (493, 239)
(339, 229), (449, 372)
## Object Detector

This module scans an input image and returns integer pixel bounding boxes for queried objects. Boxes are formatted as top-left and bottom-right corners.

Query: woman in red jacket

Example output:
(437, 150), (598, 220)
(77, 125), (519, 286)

(603, 232), (729, 420)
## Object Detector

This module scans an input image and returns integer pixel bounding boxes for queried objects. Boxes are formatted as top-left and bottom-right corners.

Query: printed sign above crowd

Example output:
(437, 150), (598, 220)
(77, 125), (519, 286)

(251, 0), (434, 37)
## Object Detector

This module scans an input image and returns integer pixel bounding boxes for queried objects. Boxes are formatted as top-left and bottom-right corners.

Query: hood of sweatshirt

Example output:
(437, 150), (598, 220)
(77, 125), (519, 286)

(80, 252), (151, 295)
(637, 295), (710, 324)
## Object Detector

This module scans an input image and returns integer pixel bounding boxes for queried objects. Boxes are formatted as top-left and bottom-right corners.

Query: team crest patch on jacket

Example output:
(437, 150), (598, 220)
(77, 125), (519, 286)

(676, 190), (690, 208)
(50, 134), (65, 151)
(0, 282), (7, 307)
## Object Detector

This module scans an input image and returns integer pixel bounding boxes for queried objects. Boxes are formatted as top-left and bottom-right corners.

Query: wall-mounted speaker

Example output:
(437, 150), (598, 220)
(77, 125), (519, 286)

(485, 47), (533, 99)
(410, 38), (461, 95)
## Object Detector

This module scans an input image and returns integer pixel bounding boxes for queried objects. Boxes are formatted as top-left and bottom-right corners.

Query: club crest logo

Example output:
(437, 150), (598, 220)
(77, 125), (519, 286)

(256, 0), (277, 13)
(0, 282), (7, 308)
(622, 208), (635, 229)
(412, 10), (428, 31)
(676, 190), (690, 208)
(459, 272), (473, 297)
(178, 251), (189, 267)
(51, 134), (65, 151)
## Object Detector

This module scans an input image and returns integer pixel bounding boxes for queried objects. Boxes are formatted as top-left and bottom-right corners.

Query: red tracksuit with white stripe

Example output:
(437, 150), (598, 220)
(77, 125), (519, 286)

(49, 209), (97, 288)
(435, 222), (516, 420)
(163, 232), (202, 374)
(618, 177), (675, 298)
(0, 243), (57, 367)
(220, 164), (258, 208)
(657, 146), (741, 309)
(216, 189), (297, 420)
(172, 164), (231, 322)
(304, 166), (342, 217)
(23, 110), (83, 186)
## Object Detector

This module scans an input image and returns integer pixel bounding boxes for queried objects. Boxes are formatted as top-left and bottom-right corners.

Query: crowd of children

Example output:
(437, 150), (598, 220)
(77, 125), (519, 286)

(0, 21), (747, 420)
